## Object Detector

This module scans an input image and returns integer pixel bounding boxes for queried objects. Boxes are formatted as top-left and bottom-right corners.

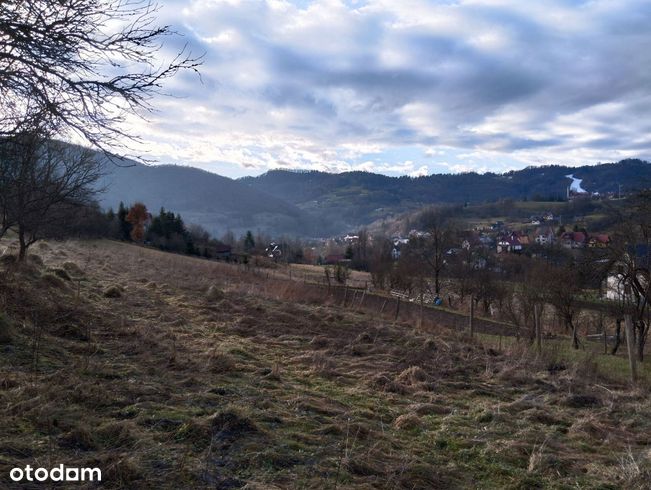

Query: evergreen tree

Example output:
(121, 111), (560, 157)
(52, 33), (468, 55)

(117, 202), (132, 241)
(244, 230), (255, 252)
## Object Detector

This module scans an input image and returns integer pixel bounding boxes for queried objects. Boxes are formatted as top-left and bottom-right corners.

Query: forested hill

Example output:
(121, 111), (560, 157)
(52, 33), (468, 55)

(96, 157), (651, 238)
(96, 161), (316, 238)
(240, 159), (651, 228)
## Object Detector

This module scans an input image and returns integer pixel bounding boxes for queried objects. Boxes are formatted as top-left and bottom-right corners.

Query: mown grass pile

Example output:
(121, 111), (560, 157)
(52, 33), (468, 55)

(0, 238), (650, 489)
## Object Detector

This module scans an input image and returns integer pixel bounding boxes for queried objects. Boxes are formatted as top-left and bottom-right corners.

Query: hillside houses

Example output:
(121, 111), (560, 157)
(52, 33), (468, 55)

(491, 226), (610, 254)
(534, 226), (556, 245)
(497, 232), (524, 253)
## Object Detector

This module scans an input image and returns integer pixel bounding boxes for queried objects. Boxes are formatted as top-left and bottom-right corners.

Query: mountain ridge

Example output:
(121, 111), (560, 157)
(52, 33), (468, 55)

(97, 156), (651, 237)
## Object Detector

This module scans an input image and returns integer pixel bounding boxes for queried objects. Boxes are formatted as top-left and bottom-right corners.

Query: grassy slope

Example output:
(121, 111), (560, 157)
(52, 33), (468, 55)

(0, 239), (650, 489)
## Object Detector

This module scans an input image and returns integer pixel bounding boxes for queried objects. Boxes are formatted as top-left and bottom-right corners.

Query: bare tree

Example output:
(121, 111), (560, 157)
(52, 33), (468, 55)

(0, 123), (102, 259)
(603, 190), (651, 361)
(543, 264), (583, 349)
(409, 208), (457, 295)
(0, 0), (201, 156)
(368, 237), (393, 290)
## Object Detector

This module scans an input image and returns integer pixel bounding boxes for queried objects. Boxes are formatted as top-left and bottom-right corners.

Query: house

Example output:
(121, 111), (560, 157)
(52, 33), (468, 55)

(497, 233), (523, 254)
(603, 245), (650, 300)
(560, 231), (587, 249)
(588, 234), (610, 248)
(392, 236), (409, 247)
(391, 246), (401, 260)
(534, 227), (555, 245)
(478, 234), (494, 247)
(542, 212), (554, 221)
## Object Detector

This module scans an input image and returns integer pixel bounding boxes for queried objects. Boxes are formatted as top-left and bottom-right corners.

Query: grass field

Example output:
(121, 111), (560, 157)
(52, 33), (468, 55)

(1, 238), (650, 489)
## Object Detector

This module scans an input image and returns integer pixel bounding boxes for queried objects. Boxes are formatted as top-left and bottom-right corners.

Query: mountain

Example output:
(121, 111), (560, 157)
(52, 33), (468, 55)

(241, 159), (651, 231)
(95, 157), (651, 239)
(96, 160), (316, 238)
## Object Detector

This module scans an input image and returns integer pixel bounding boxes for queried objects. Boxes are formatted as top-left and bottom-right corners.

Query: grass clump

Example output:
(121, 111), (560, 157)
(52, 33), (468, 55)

(208, 348), (236, 373)
(103, 285), (122, 298)
(62, 261), (84, 277)
(41, 272), (67, 289)
(52, 267), (72, 281)
(205, 284), (224, 301)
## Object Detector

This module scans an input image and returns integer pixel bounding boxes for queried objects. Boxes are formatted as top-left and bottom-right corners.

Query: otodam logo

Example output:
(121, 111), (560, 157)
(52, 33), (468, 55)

(10, 465), (101, 483)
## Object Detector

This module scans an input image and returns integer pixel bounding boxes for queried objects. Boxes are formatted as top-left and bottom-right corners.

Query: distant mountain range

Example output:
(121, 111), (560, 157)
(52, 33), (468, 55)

(97, 158), (651, 238)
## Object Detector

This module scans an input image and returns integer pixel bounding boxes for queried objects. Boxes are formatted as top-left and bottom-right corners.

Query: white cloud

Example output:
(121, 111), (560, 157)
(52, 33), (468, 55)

(124, 0), (651, 176)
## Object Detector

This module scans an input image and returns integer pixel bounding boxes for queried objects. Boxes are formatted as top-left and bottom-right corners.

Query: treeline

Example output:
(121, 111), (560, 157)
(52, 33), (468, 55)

(96, 202), (227, 259)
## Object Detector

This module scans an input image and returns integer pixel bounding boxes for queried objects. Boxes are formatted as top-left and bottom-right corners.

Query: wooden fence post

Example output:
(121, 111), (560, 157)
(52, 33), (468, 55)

(419, 290), (424, 330)
(469, 294), (475, 337)
(395, 297), (401, 321)
(380, 298), (388, 315)
(534, 303), (542, 353)
(624, 314), (638, 384)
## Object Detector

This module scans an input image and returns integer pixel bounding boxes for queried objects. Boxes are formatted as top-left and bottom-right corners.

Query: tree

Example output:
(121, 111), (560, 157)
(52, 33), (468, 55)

(543, 263), (583, 349)
(126, 202), (148, 243)
(0, 123), (102, 259)
(369, 237), (394, 290)
(0, 0), (201, 156)
(605, 190), (651, 361)
(117, 202), (132, 241)
(409, 208), (457, 295)
(243, 231), (255, 253)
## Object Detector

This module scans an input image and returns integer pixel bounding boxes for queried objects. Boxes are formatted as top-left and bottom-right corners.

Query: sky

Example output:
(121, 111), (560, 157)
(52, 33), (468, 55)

(126, 0), (651, 178)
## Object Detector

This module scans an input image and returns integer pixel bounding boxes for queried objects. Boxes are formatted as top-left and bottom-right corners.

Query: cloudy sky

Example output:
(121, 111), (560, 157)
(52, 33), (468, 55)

(129, 0), (651, 178)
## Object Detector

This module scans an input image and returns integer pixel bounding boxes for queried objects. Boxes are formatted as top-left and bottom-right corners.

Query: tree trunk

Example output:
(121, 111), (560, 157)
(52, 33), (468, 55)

(636, 321), (646, 362)
(611, 319), (622, 355)
(570, 320), (579, 349)
(18, 227), (27, 261)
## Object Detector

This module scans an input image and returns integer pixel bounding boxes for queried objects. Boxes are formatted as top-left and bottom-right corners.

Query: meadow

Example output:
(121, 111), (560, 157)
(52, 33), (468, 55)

(0, 239), (650, 489)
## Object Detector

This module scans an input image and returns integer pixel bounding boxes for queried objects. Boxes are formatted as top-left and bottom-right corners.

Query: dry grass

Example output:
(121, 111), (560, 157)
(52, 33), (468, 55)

(0, 238), (649, 489)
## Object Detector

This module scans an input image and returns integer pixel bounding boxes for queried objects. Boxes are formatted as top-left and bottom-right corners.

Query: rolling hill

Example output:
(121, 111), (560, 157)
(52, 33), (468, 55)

(96, 156), (651, 238)
(241, 159), (651, 231)
(96, 160), (316, 238)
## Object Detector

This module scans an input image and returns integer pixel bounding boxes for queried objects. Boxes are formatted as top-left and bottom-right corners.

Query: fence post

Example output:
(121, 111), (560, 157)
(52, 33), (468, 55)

(600, 313), (607, 355)
(419, 289), (424, 330)
(534, 303), (542, 353)
(469, 294), (475, 337)
(624, 314), (638, 384)
(380, 298), (388, 314)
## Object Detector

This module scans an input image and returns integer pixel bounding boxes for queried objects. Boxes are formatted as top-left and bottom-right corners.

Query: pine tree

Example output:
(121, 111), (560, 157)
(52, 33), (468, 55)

(117, 202), (131, 241)
(244, 231), (255, 252)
